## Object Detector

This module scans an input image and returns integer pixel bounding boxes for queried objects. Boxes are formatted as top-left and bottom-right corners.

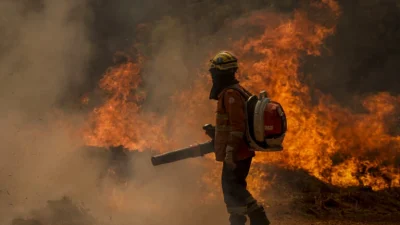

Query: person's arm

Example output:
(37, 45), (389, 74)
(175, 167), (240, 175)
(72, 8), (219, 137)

(223, 90), (246, 167)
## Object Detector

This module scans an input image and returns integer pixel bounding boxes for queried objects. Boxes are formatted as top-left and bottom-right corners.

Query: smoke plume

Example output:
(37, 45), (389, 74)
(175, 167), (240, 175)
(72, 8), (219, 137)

(0, 0), (95, 223)
(3, 0), (400, 225)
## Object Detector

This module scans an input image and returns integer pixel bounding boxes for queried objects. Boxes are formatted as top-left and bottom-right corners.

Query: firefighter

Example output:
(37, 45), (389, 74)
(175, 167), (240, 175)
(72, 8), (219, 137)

(209, 51), (271, 225)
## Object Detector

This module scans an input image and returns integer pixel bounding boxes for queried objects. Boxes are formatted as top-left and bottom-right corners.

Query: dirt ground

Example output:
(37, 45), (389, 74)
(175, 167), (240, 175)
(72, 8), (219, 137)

(262, 164), (400, 225)
(7, 150), (400, 225)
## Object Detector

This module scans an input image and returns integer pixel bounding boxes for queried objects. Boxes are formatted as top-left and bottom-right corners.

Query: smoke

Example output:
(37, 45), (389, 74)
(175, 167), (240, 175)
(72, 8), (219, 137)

(79, 0), (400, 106)
(0, 0), (98, 224)
(3, 0), (400, 224)
(0, 1), (206, 225)
(0, 0), (242, 224)
(141, 16), (190, 112)
(304, 0), (400, 104)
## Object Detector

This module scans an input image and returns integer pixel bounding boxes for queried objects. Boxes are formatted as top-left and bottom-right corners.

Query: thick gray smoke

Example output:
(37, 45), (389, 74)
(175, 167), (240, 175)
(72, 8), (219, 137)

(3, 0), (400, 224)
(0, 0), (95, 223)
(0, 1), (230, 225)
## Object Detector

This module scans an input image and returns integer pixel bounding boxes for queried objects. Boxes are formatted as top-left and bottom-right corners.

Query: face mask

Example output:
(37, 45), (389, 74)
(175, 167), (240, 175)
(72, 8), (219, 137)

(209, 69), (238, 100)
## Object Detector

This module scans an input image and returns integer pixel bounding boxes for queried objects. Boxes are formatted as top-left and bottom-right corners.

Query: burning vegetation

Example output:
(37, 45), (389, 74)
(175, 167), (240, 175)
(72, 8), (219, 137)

(8, 0), (400, 224)
(84, 0), (399, 194)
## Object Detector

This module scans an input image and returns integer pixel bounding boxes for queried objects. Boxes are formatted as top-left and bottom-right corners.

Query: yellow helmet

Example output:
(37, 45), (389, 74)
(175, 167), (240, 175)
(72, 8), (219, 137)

(209, 51), (238, 71)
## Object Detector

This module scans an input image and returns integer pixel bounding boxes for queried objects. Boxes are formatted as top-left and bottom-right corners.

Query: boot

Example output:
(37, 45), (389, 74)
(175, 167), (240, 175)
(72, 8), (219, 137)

(248, 205), (270, 225)
(229, 214), (247, 225)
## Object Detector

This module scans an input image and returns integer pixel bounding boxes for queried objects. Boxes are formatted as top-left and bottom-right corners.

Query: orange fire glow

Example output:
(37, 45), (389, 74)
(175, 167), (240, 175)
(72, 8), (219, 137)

(231, 1), (400, 191)
(83, 0), (400, 201)
(83, 55), (171, 152)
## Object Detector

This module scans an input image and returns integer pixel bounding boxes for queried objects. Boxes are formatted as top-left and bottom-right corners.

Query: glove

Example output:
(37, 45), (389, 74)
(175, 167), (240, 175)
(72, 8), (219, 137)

(224, 145), (236, 169)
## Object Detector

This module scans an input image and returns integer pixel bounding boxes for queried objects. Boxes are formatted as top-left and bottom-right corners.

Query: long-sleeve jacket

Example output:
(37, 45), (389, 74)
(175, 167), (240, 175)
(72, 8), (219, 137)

(213, 84), (255, 162)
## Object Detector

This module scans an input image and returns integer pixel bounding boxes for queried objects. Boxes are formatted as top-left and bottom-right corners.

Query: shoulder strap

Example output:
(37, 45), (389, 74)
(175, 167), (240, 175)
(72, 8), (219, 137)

(220, 84), (252, 110)
(229, 85), (252, 100)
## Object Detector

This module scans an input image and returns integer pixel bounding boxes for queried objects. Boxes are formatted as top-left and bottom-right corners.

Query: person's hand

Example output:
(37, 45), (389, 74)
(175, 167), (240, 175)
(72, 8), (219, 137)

(224, 147), (236, 169)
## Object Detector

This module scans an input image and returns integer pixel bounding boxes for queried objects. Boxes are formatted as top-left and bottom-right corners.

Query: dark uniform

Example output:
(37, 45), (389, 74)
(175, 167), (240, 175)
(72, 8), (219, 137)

(209, 51), (270, 225)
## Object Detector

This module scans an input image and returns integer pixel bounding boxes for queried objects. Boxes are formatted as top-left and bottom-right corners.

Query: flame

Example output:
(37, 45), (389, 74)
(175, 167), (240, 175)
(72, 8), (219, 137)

(83, 0), (400, 206)
(83, 54), (171, 151)
(229, 2), (400, 191)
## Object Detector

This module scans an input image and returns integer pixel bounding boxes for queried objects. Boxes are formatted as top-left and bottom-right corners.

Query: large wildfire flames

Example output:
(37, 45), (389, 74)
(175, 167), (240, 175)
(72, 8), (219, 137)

(83, 55), (172, 151)
(83, 0), (400, 202)
(233, 2), (400, 192)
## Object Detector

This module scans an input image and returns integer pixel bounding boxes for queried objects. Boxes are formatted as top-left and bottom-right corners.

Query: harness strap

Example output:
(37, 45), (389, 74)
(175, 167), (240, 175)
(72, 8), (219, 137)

(220, 84), (252, 111)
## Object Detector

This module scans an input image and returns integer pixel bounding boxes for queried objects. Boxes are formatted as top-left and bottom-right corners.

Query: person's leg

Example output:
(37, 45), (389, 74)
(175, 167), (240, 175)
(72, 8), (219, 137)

(248, 204), (270, 225)
(221, 157), (255, 225)
(226, 157), (271, 225)
(238, 158), (270, 225)
(222, 160), (248, 225)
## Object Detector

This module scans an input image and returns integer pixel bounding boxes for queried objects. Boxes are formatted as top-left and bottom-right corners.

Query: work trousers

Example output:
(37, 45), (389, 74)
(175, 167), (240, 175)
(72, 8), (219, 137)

(222, 157), (257, 223)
